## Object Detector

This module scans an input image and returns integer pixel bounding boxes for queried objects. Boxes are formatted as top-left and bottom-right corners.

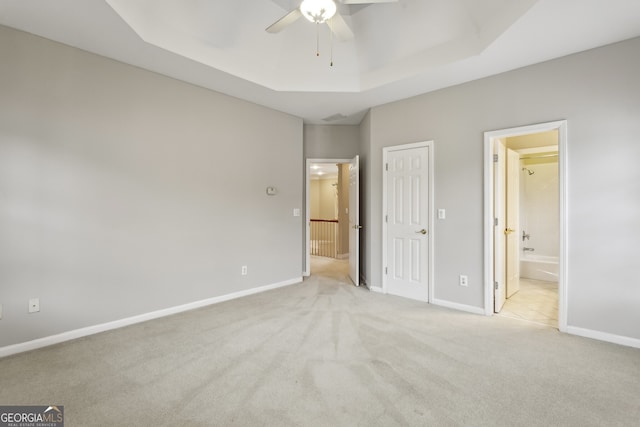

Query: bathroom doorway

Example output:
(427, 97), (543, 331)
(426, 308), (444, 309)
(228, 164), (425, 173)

(501, 132), (559, 327)
(484, 121), (567, 331)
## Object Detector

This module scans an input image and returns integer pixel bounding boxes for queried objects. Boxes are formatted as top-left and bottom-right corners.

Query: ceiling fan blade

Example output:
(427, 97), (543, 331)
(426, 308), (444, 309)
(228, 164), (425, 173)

(327, 13), (354, 41)
(266, 8), (302, 33)
(340, 0), (398, 4)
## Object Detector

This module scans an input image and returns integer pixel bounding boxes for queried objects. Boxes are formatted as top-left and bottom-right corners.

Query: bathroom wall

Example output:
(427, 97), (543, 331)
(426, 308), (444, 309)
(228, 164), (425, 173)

(520, 157), (559, 259)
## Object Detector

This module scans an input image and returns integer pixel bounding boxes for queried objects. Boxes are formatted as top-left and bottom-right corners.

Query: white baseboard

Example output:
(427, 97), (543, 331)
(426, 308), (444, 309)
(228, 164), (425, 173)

(566, 326), (640, 349)
(431, 298), (485, 315)
(0, 277), (302, 359)
(369, 286), (383, 293)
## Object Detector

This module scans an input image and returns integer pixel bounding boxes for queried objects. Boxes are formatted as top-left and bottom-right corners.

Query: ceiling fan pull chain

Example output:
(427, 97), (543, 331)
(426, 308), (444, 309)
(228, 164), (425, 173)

(330, 26), (334, 67)
(316, 23), (320, 57)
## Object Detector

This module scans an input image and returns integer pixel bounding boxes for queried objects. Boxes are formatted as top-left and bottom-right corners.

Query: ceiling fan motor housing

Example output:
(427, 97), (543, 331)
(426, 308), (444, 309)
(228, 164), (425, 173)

(300, 0), (338, 23)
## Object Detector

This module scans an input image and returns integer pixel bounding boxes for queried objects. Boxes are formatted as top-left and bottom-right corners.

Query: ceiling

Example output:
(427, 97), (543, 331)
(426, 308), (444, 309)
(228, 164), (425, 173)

(1, 0), (640, 124)
(310, 163), (339, 180)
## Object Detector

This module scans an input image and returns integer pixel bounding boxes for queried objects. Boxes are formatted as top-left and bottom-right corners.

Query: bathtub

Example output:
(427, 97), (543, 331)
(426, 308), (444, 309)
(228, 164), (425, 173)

(520, 254), (558, 282)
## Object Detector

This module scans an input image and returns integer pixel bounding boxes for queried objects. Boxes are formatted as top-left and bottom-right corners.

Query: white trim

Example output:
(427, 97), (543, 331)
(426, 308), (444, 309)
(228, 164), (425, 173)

(483, 120), (568, 332)
(369, 286), (384, 294)
(305, 158), (352, 277)
(566, 326), (640, 349)
(381, 141), (435, 302)
(483, 134), (493, 315)
(0, 277), (302, 359)
(431, 298), (486, 316)
(557, 123), (568, 332)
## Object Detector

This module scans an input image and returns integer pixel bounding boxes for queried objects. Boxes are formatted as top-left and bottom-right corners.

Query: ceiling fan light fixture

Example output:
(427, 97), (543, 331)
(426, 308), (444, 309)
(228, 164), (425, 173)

(300, 0), (337, 24)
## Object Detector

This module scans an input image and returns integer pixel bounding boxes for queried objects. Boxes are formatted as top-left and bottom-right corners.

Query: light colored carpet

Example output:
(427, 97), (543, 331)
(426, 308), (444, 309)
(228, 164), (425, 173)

(1, 259), (639, 426)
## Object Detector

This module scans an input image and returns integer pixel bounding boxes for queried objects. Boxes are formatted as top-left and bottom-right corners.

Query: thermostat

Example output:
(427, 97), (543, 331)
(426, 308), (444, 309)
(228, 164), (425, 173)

(266, 186), (278, 196)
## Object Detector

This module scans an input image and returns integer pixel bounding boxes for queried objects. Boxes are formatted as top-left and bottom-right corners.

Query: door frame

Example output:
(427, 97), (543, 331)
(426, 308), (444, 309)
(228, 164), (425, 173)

(493, 139), (507, 312)
(382, 141), (435, 302)
(348, 155), (360, 286)
(304, 158), (352, 277)
(483, 120), (568, 331)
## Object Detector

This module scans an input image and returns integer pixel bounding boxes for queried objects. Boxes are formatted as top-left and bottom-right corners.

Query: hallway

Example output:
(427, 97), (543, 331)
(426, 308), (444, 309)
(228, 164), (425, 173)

(309, 256), (351, 284)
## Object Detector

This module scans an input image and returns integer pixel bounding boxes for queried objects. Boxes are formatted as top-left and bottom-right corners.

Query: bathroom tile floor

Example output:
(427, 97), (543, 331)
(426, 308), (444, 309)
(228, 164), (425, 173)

(499, 278), (558, 328)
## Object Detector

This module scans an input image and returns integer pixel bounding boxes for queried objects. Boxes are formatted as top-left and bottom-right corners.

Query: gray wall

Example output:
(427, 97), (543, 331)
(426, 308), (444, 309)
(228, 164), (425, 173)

(304, 124), (360, 160)
(363, 37), (640, 340)
(0, 26), (303, 348)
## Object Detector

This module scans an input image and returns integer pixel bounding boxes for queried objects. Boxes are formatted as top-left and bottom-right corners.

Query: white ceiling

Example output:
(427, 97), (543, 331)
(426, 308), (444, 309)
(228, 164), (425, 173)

(310, 163), (339, 180)
(1, 0), (640, 124)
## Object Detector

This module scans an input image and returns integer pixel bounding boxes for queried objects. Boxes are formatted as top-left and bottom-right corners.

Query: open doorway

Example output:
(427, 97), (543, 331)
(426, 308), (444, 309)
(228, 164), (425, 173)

(484, 121), (567, 331)
(305, 158), (360, 286)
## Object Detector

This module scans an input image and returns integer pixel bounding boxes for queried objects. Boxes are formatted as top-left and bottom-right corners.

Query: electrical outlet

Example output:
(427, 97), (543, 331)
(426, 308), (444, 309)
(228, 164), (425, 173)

(241, 266), (248, 276)
(459, 275), (468, 287)
(28, 298), (40, 313)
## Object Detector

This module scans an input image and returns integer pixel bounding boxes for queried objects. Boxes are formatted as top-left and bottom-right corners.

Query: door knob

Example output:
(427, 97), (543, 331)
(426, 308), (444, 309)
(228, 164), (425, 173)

(353, 225), (363, 229)
(416, 229), (428, 235)
(504, 228), (515, 235)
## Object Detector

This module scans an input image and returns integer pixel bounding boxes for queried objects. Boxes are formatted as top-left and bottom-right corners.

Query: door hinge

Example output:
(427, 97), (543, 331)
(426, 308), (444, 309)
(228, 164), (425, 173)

(494, 281), (499, 290)
(494, 218), (498, 226)
(493, 154), (499, 163)
(385, 163), (389, 171)
(385, 215), (388, 223)
(385, 267), (388, 275)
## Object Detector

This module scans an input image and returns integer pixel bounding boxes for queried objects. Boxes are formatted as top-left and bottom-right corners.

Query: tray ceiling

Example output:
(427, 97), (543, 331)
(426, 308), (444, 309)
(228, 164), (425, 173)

(1, 0), (640, 124)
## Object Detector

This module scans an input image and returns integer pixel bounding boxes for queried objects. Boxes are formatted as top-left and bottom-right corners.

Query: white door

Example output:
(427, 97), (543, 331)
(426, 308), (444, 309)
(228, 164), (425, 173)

(505, 148), (520, 298)
(348, 156), (360, 286)
(494, 140), (506, 312)
(385, 146), (430, 301)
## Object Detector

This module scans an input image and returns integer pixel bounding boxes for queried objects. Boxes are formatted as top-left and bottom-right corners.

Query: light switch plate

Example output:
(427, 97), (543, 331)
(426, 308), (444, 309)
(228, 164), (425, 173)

(438, 209), (446, 219)
(293, 208), (301, 217)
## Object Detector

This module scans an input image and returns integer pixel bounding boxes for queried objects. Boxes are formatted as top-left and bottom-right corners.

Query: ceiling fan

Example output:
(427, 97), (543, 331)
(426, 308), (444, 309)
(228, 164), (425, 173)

(266, 0), (398, 42)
